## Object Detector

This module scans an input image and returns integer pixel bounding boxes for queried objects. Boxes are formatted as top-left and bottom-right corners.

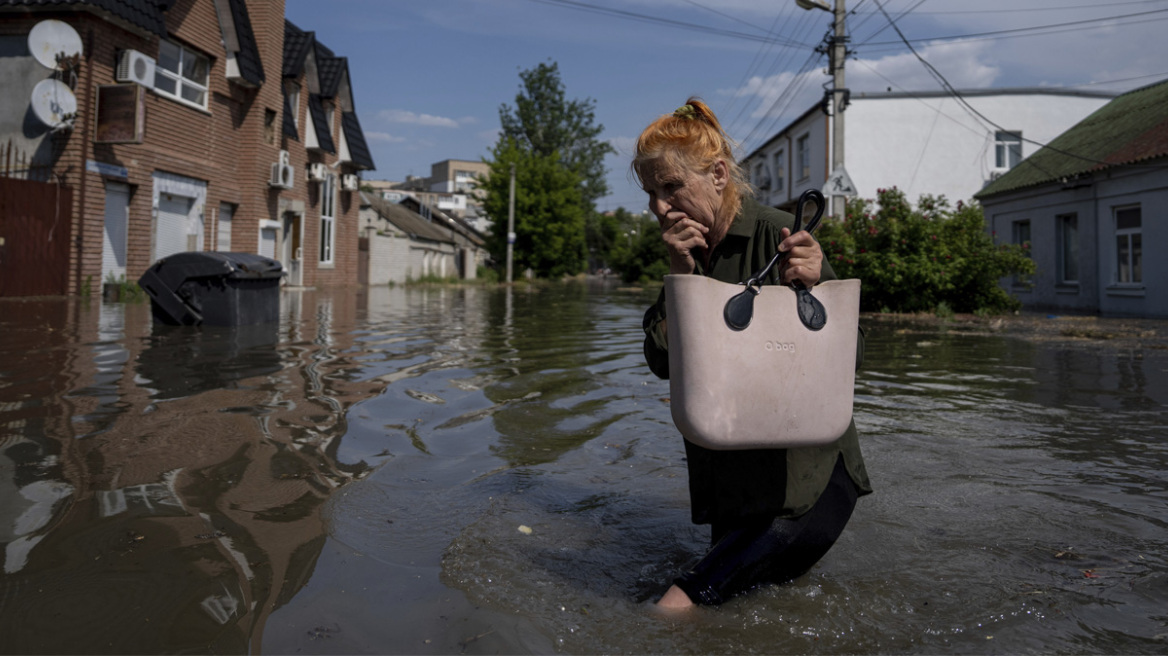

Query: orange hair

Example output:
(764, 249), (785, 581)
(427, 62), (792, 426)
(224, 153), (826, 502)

(632, 97), (750, 225)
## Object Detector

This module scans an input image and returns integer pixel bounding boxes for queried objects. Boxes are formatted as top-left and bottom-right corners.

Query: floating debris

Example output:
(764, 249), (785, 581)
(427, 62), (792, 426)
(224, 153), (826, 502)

(517, 525), (533, 535)
(405, 389), (446, 404)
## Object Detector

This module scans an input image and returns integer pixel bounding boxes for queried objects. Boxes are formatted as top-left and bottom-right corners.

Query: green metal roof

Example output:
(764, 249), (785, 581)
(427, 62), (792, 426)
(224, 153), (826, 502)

(976, 79), (1168, 198)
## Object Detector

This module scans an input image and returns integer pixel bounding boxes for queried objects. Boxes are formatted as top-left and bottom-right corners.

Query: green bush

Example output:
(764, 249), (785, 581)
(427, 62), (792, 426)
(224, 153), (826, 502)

(816, 188), (1034, 314)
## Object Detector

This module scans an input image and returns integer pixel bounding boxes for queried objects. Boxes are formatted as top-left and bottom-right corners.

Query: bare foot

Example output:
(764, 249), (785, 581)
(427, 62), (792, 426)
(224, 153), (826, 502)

(655, 584), (695, 610)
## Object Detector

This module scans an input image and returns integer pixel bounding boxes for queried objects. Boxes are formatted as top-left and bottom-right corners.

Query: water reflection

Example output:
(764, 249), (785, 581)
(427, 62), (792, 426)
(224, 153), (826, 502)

(2, 290), (1167, 654)
(0, 291), (385, 653)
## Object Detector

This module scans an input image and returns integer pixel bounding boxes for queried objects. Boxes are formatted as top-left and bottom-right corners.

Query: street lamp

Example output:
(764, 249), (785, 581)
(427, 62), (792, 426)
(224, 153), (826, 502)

(797, 0), (847, 218)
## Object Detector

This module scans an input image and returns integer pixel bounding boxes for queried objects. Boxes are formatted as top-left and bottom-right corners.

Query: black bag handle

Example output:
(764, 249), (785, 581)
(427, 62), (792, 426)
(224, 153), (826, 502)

(724, 189), (828, 331)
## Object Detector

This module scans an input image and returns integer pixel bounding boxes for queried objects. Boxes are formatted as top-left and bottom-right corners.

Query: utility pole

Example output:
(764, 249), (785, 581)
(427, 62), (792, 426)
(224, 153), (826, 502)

(798, 0), (848, 218)
(506, 162), (515, 284)
(831, 0), (847, 219)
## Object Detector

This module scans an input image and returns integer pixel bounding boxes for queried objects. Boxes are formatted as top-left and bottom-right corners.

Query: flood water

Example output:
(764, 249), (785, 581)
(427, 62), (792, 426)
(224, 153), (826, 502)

(1, 283), (1166, 654)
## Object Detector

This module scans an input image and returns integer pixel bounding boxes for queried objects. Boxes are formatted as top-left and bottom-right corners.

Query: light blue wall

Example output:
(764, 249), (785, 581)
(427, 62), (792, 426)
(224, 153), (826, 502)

(984, 164), (1168, 318)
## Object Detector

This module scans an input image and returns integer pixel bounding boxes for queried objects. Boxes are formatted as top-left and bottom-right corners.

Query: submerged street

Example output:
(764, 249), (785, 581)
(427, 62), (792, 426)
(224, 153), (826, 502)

(1, 282), (1166, 654)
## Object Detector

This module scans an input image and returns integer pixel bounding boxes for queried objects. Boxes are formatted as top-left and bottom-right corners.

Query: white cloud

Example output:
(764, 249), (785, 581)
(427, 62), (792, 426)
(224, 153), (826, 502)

(852, 40), (1000, 92)
(365, 131), (406, 143)
(378, 109), (461, 128)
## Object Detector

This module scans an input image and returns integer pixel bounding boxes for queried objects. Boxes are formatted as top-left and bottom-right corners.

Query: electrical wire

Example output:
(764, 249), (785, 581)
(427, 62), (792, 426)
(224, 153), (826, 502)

(870, 0), (1167, 177)
(858, 7), (1168, 48)
(527, 0), (812, 48)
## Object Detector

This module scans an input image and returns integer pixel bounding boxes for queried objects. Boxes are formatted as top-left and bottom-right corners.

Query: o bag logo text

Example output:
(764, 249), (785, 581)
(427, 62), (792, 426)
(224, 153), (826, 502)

(764, 341), (796, 353)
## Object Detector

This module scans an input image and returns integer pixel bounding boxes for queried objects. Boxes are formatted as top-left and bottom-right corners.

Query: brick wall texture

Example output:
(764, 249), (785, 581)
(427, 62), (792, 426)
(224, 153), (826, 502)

(2, 0), (365, 293)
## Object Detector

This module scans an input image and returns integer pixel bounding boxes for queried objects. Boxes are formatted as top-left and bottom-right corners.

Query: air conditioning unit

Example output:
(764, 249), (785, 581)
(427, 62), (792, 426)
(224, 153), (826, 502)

(341, 174), (359, 191)
(307, 162), (327, 182)
(270, 150), (294, 189)
(116, 49), (156, 87)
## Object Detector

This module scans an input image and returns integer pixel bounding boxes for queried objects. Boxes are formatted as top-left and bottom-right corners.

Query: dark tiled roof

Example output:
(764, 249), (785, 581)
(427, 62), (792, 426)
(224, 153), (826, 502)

(978, 80), (1168, 198)
(0, 0), (169, 36)
(306, 93), (335, 153)
(315, 45), (345, 98)
(342, 111), (373, 170)
(282, 20), (313, 78)
(226, 0), (263, 86)
(282, 88), (298, 139)
(361, 193), (454, 244)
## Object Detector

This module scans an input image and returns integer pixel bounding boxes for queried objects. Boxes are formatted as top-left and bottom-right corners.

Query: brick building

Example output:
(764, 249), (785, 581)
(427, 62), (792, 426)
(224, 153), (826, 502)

(0, 0), (375, 295)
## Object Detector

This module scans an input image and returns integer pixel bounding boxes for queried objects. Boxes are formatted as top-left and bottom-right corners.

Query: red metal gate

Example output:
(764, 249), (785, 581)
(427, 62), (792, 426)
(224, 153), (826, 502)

(0, 178), (73, 297)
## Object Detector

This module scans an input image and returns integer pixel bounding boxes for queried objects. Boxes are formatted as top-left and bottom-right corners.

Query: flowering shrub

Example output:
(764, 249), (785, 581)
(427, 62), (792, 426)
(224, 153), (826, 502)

(816, 187), (1034, 314)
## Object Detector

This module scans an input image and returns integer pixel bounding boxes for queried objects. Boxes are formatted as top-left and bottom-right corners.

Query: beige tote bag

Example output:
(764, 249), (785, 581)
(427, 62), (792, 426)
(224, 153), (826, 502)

(665, 275), (861, 450)
(663, 189), (859, 450)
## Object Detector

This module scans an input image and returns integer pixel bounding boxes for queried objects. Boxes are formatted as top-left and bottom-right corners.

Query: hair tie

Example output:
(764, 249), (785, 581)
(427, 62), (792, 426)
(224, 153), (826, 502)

(673, 104), (698, 120)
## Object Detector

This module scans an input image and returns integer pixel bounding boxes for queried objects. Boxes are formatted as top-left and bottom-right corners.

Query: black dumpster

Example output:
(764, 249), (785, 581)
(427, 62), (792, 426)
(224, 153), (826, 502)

(138, 252), (283, 326)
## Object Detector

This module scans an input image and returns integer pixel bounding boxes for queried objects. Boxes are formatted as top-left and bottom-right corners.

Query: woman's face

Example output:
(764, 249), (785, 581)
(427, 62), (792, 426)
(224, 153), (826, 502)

(642, 158), (728, 233)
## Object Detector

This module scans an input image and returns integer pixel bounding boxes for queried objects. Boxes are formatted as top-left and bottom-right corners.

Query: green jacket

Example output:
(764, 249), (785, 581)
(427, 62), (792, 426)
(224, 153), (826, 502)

(643, 196), (872, 524)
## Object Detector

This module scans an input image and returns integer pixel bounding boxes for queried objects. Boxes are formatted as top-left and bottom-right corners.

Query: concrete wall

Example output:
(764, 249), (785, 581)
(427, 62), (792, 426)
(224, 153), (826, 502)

(746, 90), (1114, 213)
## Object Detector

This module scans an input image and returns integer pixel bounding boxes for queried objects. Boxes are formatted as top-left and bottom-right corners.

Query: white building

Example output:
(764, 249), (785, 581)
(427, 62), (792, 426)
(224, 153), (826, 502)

(742, 88), (1116, 214)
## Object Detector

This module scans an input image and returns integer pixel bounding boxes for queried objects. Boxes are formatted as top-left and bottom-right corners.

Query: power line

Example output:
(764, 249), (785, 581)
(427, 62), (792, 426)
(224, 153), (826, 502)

(870, 0), (1165, 176)
(726, 7), (821, 139)
(858, 7), (1168, 48)
(526, 0), (813, 48)
(858, 0), (1168, 15)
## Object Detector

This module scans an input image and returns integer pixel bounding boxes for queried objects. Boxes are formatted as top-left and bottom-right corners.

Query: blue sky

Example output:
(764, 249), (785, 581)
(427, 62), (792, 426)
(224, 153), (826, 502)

(286, 0), (1168, 212)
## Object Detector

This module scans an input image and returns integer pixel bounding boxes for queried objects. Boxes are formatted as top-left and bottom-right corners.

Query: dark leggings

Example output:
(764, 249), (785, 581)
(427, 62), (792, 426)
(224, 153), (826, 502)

(674, 456), (859, 605)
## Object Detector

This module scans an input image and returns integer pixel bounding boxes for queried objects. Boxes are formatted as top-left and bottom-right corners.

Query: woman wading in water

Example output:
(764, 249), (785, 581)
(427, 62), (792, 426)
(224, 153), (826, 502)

(635, 98), (872, 609)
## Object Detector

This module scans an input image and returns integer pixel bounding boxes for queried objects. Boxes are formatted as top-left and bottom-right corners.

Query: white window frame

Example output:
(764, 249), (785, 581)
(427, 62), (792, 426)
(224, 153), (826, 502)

(319, 174), (336, 265)
(995, 131), (1022, 170)
(796, 134), (810, 181)
(217, 202), (234, 252)
(1056, 213), (1078, 285)
(1114, 205), (1142, 285)
(154, 40), (210, 110)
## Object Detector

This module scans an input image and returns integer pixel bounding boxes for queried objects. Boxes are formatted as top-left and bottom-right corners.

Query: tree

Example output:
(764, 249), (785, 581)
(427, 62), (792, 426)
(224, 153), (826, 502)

(481, 138), (587, 278)
(482, 60), (614, 278)
(816, 188), (1035, 314)
(498, 60), (615, 207)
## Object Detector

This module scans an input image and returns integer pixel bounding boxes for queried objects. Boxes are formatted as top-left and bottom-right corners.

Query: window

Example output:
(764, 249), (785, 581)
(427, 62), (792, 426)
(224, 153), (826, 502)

(285, 81), (300, 128)
(754, 163), (770, 190)
(995, 131), (1022, 169)
(154, 40), (209, 109)
(319, 174), (336, 264)
(325, 105), (335, 139)
(1115, 206), (1142, 284)
(264, 109), (276, 145)
(217, 202), (234, 251)
(796, 135), (810, 180)
(1013, 219), (1031, 287)
(773, 150), (785, 192)
(1057, 213), (1078, 284)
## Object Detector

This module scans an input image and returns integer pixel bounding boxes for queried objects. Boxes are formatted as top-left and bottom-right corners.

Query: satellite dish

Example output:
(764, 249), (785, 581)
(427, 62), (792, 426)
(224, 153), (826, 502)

(28, 19), (83, 70)
(30, 78), (77, 128)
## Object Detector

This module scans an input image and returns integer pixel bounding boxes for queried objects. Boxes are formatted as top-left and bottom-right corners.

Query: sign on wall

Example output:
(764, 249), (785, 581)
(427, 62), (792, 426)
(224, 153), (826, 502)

(94, 84), (144, 144)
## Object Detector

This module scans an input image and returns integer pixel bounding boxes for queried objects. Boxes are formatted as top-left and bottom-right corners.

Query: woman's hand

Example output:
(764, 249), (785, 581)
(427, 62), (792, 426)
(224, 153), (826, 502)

(778, 227), (823, 287)
(659, 216), (709, 275)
